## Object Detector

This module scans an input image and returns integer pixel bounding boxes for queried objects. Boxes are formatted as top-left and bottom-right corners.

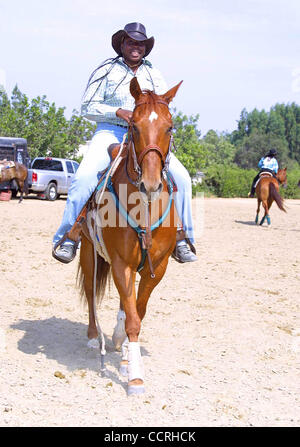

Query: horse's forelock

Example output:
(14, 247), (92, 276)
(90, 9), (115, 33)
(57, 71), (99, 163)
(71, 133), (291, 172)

(139, 90), (160, 106)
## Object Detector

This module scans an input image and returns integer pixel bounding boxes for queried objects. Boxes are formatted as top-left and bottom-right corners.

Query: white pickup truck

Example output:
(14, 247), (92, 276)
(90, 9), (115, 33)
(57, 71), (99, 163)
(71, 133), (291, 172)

(28, 157), (79, 200)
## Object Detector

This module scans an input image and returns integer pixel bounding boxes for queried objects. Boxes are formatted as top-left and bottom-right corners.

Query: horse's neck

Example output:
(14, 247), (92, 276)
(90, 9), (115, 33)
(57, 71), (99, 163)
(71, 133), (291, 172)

(112, 153), (171, 228)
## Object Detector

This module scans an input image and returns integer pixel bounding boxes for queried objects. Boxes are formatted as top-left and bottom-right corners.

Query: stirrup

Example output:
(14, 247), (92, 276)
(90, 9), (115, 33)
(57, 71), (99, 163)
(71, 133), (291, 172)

(171, 229), (196, 263)
(52, 238), (78, 264)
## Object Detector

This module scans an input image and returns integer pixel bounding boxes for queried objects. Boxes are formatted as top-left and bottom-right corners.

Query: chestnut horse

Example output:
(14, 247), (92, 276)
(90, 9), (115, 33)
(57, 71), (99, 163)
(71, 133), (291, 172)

(77, 77), (182, 395)
(0, 160), (28, 202)
(255, 168), (287, 226)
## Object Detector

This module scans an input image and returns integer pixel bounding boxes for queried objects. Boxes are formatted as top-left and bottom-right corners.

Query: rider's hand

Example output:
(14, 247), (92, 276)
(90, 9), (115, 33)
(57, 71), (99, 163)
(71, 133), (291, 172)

(116, 108), (133, 124)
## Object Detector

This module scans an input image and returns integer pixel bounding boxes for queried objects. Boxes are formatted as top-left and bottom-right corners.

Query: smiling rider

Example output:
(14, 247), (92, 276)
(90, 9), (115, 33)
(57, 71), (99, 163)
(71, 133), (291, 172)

(52, 22), (198, 264)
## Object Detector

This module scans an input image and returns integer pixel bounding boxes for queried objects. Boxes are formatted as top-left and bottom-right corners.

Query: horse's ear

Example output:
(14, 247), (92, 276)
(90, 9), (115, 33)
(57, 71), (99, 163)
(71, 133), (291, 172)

(130, 77), (143, 101)
(162, 80), (183, 104)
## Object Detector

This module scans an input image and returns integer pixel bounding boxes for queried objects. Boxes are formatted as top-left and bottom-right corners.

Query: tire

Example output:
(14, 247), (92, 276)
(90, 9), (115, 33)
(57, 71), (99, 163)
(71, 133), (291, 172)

(45, 182), (58, 201)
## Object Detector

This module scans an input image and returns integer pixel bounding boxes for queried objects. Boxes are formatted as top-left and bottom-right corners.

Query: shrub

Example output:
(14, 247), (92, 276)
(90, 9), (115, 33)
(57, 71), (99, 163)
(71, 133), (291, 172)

(198, 165), (256, 197)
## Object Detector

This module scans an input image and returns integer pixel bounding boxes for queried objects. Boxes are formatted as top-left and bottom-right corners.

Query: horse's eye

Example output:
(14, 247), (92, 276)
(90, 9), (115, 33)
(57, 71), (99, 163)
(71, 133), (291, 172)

(132, 124), (139, 133)
(167, 126), (173, 133)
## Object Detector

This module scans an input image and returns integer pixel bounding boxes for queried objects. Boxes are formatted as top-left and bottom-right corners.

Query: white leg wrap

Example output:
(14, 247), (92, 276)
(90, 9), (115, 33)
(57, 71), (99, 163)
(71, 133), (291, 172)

(128, 342), (144, 381)
(112, 310), (127, 350)
(121, 337), (129, 361)
(117, 309), (126, 320)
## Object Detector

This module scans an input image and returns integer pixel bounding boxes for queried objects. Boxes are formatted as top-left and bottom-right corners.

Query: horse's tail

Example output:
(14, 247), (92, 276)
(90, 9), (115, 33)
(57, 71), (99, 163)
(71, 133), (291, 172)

(77, 251), (111, 305)
(269, 182), (286, 212)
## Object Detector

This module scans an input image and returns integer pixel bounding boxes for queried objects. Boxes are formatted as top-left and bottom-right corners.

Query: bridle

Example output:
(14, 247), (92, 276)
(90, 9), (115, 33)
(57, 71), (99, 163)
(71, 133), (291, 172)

(276, 170), (287, 187)
(126, 98), (174, 187)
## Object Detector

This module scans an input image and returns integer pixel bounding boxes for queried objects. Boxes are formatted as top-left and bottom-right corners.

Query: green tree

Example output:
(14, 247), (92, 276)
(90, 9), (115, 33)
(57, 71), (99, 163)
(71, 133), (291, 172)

(172, 110), (207, 176)
(0, 85), (95, 160)
(234, 131), (289, 169)
(203, 130), (236, 166)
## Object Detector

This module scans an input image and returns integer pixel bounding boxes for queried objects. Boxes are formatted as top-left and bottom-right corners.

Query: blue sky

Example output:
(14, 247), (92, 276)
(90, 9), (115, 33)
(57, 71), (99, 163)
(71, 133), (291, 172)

(0, 0), (299, 135)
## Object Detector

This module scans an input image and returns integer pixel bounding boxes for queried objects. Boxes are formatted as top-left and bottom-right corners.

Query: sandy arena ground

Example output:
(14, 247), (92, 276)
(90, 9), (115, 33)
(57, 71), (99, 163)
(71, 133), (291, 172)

(0, 195), (299, 427)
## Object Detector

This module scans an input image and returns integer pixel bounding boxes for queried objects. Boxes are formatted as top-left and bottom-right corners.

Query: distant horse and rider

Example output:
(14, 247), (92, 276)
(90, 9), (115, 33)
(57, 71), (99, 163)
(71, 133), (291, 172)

(0, 160), (28, 202)
(251, 167), (287, 226)
(248, 148), (287, 226)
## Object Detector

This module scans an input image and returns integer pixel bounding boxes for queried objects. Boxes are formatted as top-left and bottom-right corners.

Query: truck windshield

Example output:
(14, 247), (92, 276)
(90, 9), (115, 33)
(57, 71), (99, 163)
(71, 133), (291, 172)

(32, 159), (63, 171)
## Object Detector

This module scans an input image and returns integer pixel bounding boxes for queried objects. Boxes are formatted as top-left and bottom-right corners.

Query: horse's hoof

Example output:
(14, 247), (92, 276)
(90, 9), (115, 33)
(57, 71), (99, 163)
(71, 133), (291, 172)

(127, 384), (145, 395)
(87, 338), (99, 349)
(127, 378), (144, 395)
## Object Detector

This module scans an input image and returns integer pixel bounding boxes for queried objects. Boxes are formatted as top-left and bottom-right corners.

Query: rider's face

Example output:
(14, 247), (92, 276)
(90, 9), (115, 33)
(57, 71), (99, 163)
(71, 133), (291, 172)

(121, 37), (146, 65)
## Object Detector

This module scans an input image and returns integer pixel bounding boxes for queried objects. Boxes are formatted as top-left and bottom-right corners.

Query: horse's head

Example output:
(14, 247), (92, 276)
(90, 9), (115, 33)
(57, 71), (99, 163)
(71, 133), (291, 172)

(129, 77), (182, 202)
(277, 168), (287, 188)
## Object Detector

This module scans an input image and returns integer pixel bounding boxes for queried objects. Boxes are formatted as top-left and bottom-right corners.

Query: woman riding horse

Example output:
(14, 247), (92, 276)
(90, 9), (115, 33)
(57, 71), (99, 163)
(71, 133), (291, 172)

(255, 167), (287, 225)
(248, 148), (279, 198)
(52, 22), (197, 264)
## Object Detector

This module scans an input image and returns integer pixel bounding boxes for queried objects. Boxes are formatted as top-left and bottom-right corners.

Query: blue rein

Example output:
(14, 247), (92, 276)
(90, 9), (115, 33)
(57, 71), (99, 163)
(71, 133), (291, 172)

(96, 172), (175, 272)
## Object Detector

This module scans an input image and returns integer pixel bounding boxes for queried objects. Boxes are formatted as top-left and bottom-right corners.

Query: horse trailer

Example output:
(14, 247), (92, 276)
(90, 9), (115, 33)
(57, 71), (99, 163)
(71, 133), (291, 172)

(0, 137), (30, 193)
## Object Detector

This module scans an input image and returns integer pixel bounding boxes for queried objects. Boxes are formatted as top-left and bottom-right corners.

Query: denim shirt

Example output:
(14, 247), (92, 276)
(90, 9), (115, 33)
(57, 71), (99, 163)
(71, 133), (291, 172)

(81, 58), (168, 126)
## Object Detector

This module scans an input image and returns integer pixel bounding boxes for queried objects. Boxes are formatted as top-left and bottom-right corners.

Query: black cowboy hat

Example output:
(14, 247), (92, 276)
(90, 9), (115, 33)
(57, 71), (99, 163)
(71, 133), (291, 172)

(112, 23), (154, 57)
(266, 148), (277, 157)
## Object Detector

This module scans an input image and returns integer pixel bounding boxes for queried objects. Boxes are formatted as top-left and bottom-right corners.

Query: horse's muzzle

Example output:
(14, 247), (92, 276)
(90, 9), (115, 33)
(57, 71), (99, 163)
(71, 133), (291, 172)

(139, 180), (163, 202)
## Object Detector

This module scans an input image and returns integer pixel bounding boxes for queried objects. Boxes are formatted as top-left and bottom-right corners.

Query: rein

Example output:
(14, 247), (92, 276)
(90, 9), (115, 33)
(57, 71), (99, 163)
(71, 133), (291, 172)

(121, 97), (175, 276)
(105, 173), (175, 278)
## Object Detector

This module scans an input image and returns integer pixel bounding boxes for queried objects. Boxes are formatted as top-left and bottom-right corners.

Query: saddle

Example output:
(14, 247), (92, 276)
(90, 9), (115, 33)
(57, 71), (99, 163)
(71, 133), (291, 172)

(0, 160), (15, 168)
(254, 171), (273, 188)
(259, 170), (273, 177)
(0, 160), (15, 179)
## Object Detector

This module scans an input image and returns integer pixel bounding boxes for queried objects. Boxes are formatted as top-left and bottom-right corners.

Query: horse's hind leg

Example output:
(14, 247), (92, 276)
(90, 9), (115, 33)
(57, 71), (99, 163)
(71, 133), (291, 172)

(112, 306), (126, 351)
(18, 182), (24, 203)
(79, 235), (99, 346)
(14, 179), (25, 203)
(260, 200), (269, 226)
(255, 199), (261, 224)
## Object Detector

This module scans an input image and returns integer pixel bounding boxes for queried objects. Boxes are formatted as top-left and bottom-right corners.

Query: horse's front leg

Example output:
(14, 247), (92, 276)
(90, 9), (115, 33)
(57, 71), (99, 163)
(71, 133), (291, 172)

(117, 254), (170, 377)
(112, 256), (169, 350)
(111, 256), (144, 395)
(136, 255), (169, 321)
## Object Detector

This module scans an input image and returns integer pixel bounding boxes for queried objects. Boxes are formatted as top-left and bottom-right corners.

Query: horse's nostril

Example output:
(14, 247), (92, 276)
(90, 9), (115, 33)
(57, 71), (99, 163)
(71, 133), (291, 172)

(140, 182), (147, 194)
(140, 181), (162, 195)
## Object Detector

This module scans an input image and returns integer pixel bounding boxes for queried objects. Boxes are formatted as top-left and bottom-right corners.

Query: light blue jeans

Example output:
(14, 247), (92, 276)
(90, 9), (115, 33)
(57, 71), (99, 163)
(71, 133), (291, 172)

(53, 123), (195, 245)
